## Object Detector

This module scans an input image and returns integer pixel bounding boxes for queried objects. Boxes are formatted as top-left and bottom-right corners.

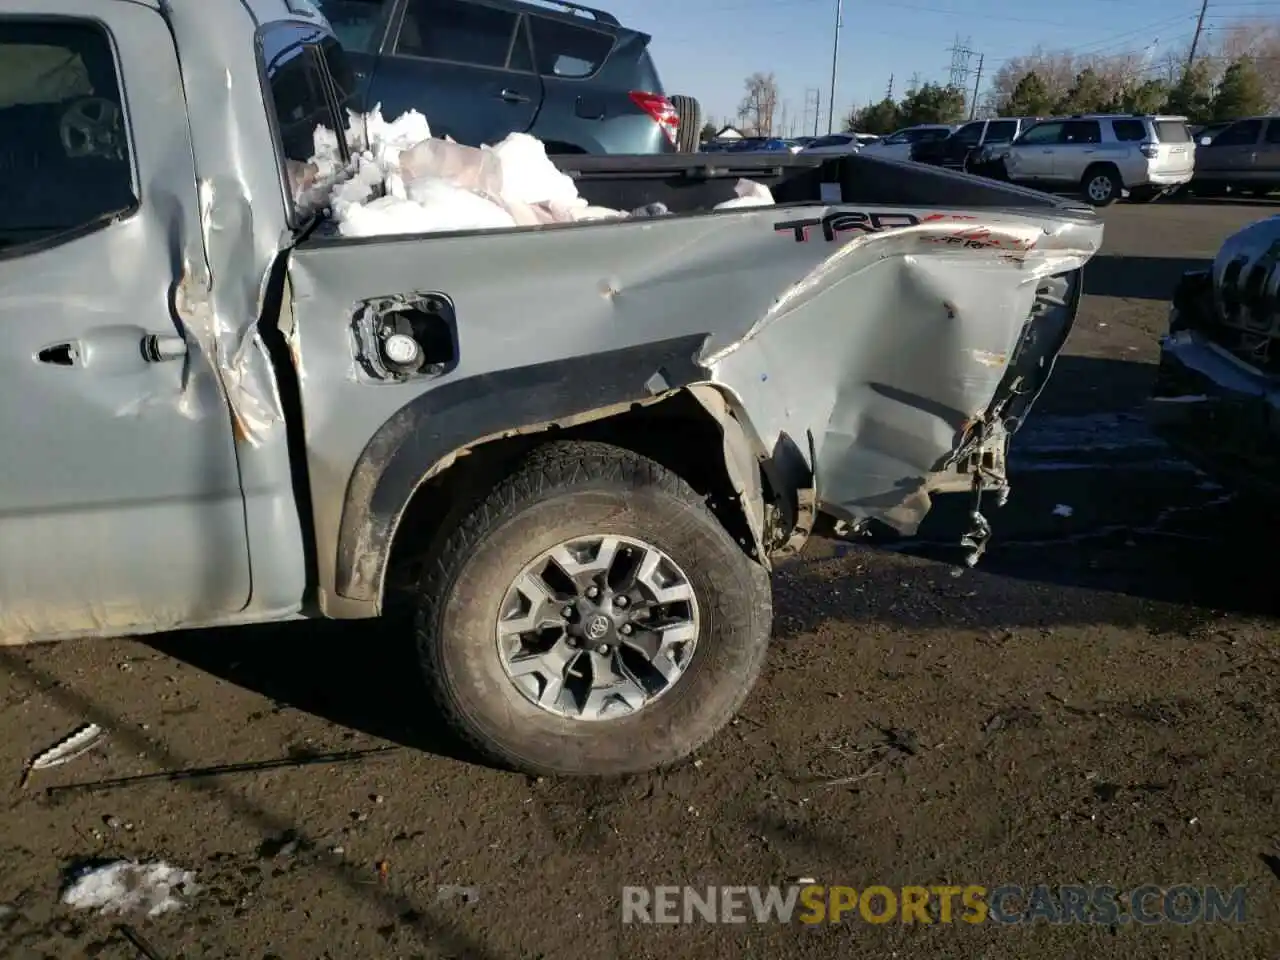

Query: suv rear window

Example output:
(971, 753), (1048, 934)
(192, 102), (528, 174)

(1155, 120), (1191, 143)
(984, 120), (1018, 143)
(1111, 118), (1146, 142)
(809, 134), (853, 148)
(528, 15), (614, 78)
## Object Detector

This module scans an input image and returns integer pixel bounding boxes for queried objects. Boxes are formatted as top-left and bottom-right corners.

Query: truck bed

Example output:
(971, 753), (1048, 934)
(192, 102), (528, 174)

(553, 151), (1089, 215)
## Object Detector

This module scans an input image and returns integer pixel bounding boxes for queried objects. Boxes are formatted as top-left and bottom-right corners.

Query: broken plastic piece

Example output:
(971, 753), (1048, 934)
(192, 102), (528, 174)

(21, 723), (105, 787)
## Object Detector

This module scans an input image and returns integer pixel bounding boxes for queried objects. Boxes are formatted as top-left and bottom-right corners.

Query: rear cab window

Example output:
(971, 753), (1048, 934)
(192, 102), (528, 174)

(258, 20), (351, 223)
(0, 18), (138, 258)
(528, 14), (615, 79)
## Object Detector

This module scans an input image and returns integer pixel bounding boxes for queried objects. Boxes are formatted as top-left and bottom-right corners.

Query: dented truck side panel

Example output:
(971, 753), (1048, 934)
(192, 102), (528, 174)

(289, 204), (1100, 616)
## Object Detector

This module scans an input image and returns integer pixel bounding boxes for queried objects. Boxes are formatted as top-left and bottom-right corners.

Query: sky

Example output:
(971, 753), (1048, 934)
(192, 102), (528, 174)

(587, 0), (1280, 132)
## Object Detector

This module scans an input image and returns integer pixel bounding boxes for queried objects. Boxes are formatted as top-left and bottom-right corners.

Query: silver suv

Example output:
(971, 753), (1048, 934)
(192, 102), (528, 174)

(997, 114), (1195, 206)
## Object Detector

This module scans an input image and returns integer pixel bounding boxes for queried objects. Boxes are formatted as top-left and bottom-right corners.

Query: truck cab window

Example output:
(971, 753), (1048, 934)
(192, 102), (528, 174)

(0, 19), (137, 256)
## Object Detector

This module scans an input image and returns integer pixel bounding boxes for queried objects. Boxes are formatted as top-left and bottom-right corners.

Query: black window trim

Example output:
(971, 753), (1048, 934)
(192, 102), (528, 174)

(0, 13), (142, 262)
(255, 20), (352, 231)
(385, 0), (538, 76)
(525, 10), (617, 82)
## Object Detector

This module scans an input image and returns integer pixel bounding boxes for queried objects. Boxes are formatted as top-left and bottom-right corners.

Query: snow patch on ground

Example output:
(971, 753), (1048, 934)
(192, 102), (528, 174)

(290, 105), (773, 238)
(62, 860), (198, 917)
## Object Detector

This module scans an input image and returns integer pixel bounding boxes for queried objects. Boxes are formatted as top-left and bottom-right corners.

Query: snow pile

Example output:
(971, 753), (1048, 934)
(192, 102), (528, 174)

(61, 860), (198, 917)
(294, 106), (773, 238)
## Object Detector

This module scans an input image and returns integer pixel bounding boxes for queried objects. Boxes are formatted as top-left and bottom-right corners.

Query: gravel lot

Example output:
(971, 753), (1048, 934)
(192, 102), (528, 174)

(2, 198), (1278, 960)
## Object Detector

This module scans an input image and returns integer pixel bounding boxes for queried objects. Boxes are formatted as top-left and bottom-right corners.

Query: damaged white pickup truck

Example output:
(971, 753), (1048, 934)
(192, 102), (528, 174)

(0, 0), (1103, 776)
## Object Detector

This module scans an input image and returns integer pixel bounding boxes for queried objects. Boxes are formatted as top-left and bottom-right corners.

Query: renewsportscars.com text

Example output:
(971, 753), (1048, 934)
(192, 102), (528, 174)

(621, 884), (1248, 926)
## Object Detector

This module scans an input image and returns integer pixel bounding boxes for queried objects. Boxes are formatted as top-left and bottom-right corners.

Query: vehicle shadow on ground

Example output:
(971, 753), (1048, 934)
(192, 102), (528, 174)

(1083, 254), (1209, 301)
(149, 608), (484, 765)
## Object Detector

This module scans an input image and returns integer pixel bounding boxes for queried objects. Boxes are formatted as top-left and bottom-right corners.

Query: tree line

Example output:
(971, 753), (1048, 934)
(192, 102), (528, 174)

(847, 17), (1280, 133)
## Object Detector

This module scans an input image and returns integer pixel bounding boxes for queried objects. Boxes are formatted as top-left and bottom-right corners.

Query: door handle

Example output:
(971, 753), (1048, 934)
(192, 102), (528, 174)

(140, 334), (187, 362)
(499, 88), (531, 104)
(36, 329), (186, 370)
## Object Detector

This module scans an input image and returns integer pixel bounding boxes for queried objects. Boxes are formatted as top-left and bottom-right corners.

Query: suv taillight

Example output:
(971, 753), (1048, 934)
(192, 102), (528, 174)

(630, 91), (679, 145)
(1140, 142), (1160, 159)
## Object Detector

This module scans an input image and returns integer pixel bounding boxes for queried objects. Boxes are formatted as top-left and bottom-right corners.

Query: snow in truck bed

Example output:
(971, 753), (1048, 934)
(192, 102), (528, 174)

(290, 107), (775, 238)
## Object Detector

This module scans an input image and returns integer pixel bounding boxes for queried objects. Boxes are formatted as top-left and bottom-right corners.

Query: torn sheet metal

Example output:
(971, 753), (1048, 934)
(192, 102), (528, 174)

(159, 0), (315, 446)
(706, 209), (1102, 536)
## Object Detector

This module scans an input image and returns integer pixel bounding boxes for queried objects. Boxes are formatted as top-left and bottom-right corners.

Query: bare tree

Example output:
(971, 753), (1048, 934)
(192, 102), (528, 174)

(738, 72), (780, 136)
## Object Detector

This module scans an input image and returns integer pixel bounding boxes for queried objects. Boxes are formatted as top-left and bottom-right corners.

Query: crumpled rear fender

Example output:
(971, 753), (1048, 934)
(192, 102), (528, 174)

(704, 211), (1097, 542)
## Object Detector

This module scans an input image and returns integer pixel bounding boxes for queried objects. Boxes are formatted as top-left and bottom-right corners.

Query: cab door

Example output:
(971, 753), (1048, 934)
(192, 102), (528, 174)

(0, 1), (252, 640)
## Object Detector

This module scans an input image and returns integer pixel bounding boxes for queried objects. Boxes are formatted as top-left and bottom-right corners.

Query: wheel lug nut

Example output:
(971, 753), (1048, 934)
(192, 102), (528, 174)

(614, 595), (628, 608)
(596, 644), (610, 655)
(561, 606), (574, 619)
(586, 586), (598, 599)
(620, 624), (633, 636)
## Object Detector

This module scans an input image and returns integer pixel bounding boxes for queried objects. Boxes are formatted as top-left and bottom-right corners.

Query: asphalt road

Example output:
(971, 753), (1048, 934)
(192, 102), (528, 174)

(2, 198), (1278, 960)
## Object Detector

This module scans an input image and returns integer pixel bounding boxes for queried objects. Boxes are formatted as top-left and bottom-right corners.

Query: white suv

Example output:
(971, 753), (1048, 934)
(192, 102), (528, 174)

(996, 114), (1195, 206)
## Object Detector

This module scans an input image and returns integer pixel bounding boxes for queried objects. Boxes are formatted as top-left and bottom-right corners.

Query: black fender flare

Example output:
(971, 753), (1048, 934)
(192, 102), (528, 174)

(333, 335), (718, 604)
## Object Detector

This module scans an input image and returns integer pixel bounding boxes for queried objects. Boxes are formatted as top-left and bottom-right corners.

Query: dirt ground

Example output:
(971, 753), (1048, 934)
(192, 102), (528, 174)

(2, 198), (1278, 960)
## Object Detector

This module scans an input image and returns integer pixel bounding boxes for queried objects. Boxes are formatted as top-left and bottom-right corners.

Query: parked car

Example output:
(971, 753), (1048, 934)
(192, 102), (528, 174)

(723, 136), (799, 153)
(800, 133), (857, 155)
(912, 116), (1041, 172)
(858, 124), (956, 162)
(1188, 115), (1280, 197)
(993, 113), (1195, 206)
(1146, 217), (1280, 496)
(313, 0), (677, 154)
(0, 0), (1104, 777)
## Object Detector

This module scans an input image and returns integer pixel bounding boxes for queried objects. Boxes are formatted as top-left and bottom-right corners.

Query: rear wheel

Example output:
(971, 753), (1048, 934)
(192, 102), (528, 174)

(1082, 165), (1122, 206)
(415, 440), (773, 777)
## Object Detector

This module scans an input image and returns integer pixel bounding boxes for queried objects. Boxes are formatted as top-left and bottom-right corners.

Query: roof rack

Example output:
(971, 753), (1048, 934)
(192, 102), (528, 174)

(519, 0), (621, 26)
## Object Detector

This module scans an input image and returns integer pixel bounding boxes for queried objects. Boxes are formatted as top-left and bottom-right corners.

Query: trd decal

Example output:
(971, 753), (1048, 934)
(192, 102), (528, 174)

(774, 210), (977, 243)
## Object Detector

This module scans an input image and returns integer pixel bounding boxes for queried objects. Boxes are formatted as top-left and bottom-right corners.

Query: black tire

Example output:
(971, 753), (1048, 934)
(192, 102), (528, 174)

(415, 440), (772, 777)
(1081, 165), (1121, 206)
(670, 94), (702, 154)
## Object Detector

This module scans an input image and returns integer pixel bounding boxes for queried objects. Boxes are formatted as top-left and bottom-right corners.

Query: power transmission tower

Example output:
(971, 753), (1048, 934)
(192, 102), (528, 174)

(1187, 0), (1210, 69)
(886, 74), (894, 100)
(802, 88), (821, 137)
(947, 34), (974, 88)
